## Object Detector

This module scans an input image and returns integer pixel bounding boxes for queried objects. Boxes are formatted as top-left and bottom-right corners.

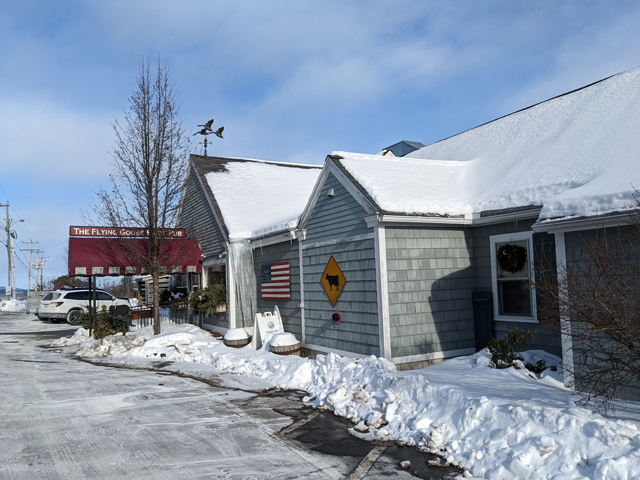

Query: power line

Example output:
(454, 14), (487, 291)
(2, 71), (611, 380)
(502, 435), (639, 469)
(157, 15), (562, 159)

(0, 186), (41, 279)
(0, 181), (38, 241)
(1, 240), (30, 273)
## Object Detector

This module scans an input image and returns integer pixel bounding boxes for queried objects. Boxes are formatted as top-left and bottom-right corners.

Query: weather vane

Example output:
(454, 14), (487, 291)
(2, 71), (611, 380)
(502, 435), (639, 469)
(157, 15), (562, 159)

(193, 119), (224, 157)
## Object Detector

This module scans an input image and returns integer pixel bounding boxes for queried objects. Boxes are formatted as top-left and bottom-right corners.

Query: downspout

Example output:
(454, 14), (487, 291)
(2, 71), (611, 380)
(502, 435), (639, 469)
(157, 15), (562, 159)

(298, 234), (306, 346)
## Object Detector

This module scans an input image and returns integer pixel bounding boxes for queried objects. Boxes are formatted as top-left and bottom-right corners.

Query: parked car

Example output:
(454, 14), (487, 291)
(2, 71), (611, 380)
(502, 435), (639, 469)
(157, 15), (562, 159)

(37, 289), (130, 325)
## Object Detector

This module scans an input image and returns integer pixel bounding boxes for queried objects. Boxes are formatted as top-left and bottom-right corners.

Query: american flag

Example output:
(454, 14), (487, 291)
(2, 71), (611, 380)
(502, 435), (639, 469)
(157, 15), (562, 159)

(260, 262), (290, 300)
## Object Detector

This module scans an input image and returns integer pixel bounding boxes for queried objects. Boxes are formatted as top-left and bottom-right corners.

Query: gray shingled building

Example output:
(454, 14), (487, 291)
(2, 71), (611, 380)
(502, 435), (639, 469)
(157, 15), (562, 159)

(178, 66), (640, 396)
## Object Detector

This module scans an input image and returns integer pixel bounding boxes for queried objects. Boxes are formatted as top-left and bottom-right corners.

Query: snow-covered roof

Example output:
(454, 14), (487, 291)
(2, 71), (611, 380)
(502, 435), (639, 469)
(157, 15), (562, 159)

(197, 156), (321, 241)
(336, 65), (640, 222)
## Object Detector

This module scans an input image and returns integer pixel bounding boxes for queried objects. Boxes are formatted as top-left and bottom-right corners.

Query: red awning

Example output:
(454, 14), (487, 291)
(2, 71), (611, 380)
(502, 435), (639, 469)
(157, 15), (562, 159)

(68, 237), (202, 277)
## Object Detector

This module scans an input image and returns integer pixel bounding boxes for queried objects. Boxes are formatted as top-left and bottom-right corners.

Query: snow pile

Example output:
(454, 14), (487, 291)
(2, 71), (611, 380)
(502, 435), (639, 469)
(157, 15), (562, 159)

(224, 328), (250, 341)
(0, 298), (27, 312)
(270, 332), (299, 347)
(55, 325), (640, 479)
(51, 327), (90, 346)
(337, 65), (640, 221)
(205, 160), (321, 240)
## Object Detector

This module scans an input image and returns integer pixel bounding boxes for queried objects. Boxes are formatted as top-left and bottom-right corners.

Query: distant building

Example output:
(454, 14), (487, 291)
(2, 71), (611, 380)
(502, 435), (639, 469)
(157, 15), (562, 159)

(380, 140), (425, 157)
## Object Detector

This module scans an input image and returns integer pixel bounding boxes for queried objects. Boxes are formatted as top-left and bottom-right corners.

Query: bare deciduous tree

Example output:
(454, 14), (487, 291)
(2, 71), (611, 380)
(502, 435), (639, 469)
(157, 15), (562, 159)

(91, 58), (189, 335)
(535, 203), (640, 412)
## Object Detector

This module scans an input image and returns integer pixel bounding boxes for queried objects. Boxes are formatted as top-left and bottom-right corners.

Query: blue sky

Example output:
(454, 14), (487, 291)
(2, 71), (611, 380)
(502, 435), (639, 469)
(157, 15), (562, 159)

(1, 0), (640, 288)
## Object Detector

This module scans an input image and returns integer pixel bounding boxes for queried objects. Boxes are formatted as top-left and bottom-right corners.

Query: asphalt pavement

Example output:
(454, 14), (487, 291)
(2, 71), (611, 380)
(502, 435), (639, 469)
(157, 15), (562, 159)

(0, 312), (461, 480)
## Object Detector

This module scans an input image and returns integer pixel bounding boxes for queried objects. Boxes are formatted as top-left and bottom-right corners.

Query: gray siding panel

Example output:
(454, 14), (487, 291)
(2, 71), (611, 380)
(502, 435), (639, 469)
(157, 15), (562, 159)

(178, 167), (226, 258)
(304, 173), (371, 243)
(303, 239), (379, 356)
(253, 241), (302, 339)
(386, 227), (475, 358)
(178, 166), (229, 329)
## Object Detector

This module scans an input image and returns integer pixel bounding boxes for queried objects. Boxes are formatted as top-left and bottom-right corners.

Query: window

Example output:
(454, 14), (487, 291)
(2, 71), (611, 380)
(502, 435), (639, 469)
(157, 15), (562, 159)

(490, 232), (536, 322)
(97, 292), (113, 301)
(65, 291), (89, 301)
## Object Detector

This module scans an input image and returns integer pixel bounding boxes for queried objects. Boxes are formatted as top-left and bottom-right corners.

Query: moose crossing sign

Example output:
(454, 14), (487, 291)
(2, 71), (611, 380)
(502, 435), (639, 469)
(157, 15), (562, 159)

(321, 256), (346, 307)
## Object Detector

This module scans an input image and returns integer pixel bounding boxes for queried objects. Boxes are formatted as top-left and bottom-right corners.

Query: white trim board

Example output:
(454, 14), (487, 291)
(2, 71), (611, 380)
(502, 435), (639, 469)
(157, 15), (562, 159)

(251, 230), (299, 248)
(554, 231), (575, 388)
(392, 347), (476, 365)
(533, 212), (634, 234)
(374, 225), (391, 359)
(364, 209), (541, 228)
(302, 342), (370, 359)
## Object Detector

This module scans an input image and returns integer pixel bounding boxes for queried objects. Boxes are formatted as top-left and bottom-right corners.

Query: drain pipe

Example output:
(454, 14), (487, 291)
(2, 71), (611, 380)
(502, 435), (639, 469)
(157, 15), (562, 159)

(298, 231), (306, 346)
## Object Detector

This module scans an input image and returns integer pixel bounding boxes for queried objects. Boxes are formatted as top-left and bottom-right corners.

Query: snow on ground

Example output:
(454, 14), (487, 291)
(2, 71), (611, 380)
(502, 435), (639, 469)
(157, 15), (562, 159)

(55, 325), (640, 480)
(205, 159), (321, 240)
(0, 298), (27, 313)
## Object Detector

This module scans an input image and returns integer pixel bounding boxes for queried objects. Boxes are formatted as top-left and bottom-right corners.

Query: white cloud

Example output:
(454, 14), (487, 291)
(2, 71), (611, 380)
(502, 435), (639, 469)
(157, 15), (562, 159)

(0, 96), (116, 180)
(2, 0), (640, 283)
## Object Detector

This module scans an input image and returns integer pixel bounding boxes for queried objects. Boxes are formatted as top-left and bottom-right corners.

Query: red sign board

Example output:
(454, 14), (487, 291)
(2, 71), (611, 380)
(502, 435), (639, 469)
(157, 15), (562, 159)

(69, 226), (186, 238)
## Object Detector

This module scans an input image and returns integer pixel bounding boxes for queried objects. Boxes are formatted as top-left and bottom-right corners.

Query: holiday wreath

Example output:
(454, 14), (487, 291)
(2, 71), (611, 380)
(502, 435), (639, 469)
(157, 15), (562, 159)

(497, 243), (527, 273)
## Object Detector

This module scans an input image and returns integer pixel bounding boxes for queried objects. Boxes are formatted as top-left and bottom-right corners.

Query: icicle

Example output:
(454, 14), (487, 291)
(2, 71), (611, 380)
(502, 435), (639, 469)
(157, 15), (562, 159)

(229, 240), (257, 328)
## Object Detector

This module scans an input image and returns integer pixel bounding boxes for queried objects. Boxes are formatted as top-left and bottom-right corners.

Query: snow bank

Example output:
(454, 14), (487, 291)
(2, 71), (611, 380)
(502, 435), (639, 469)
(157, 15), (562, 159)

(205, 160), (321, 240)
(0, 298), (27, 313)
(54, 325), (640, 479)
(337, 65), (640, 222)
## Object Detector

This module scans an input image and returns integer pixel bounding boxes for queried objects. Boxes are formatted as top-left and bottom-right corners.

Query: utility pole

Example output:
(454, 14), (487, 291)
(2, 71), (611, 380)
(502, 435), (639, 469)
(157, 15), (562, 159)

(40, 256), (48, 291)
(2, 203), (10, 297)
(21, 241), (39, 296)
(1, 203), (23, 298)
(11, 241), (17, 298)
(34, 253), (40, 293)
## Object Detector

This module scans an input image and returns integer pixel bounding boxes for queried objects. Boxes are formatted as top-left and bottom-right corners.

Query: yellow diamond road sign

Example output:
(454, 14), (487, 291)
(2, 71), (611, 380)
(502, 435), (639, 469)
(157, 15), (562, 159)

(321, 256), (346, 307)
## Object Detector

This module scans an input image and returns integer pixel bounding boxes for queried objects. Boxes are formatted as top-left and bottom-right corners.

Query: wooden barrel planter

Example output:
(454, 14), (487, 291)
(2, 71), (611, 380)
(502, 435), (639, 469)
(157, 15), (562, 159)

(223, 337), (251, 348)
(223, 328), (251, 348)
(270, 342), (301, 356)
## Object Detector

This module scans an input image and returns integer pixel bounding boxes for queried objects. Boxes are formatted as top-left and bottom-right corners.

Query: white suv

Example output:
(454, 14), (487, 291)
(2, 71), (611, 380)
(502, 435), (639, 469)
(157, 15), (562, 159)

(38, 289), (130, 325)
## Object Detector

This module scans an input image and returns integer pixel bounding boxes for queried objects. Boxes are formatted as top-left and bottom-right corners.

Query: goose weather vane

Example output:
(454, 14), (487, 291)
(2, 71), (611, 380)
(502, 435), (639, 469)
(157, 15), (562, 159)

(193, 118), (224, 156)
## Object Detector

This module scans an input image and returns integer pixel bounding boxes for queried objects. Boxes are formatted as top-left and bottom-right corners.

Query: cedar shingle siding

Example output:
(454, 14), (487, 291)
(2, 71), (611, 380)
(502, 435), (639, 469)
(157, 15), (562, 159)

(178, 166), (226, 258)
(304, 173), (371, 242)
(386, 227), (475, 358)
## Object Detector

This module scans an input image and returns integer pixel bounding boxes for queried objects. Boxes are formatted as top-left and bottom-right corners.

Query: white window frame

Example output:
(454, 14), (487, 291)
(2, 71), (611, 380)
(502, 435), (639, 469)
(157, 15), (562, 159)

(490, 231), (537, 323)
